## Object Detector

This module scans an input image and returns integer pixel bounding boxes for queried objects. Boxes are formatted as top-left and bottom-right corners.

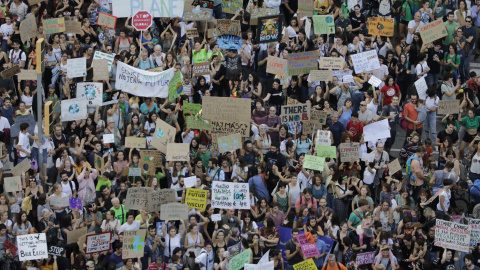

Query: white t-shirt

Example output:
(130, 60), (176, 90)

(9, 49), (26, 68)
(363, 167), (376, 185)
(0, 117), (10, 130)
(0, 24), (13, 40)
(61, 180), (76, 197)
(437, 189), (451, 212)
(181, 131), (195, 144)
(17, 132), (30, 157)
(406, 20), (425, 44)
(55, 156), (75, 168)
(119, 220), (141, 233)
(416, 61), (429, 78)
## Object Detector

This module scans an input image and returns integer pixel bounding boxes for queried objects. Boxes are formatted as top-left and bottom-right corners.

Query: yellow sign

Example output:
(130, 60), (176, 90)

(185, 188), (208, 210)
(293, 258), (317, 270)
(368, 17), (394, 36)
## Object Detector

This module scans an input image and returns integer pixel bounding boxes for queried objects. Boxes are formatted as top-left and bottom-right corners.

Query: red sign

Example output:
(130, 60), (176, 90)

(3, 239), (17, 255)
(132, 11), (152, 31)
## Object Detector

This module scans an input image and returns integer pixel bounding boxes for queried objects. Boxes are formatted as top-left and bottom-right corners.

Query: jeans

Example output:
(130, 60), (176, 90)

(1, 40), (8, 53)
(17, 156), (28, 165)
(213, 4), (225, 19)
(423, 111), (437, 143)
(425, 73), (440, 85)
(286, 263), (294, 270)
(352, 92), (365, 113)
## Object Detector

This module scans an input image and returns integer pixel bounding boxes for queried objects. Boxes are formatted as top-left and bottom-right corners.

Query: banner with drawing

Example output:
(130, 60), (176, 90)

(77, 83), (103, 106)
(61, 98), (87, 121)
(212, 181), (250, 209)
(257, 15), (283, 44)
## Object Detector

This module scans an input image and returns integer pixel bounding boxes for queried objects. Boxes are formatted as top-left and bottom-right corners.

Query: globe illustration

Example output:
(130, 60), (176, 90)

(176, 83), (184, 94)
(69, 104), (80, 114)
(129, 236), (145, 251)
(156, 128), (165, 138)
(325, 16), (333, 23)
(85, 86), (96, 99)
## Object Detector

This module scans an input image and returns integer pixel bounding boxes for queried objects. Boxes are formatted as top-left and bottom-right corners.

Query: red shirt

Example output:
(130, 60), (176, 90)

(404, 102), (423, 130)
(346, 120), (364, 142)
(380, 84), (400, 106)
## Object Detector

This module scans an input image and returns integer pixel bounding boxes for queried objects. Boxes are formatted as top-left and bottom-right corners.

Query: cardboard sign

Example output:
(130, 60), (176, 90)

(18, 70), (37, 81)
(250, 8), (277, 25)
(266, 56), (288, 77)
(414, 77), (428, 100)
(351, 50), (380, 73)
(212, 181), (250, 209)
(94, 155), (104, 171)
(316, 145), (337, 158)
(183, 102), (202, 115)
(419, 19), (448, 44)
(185, 188), (208, 210)
(67, 58), (87, 78)
(202, 97), (251, 123)
(97, 12), (117, 29)
(297, 0), (313, 17)
(230, 249), (252, 270)
(303, 155), (325, 171)
(281, 103), (311, 123)
(64, 19), (82, 34)
(166, 143), (190, 161)
(93, 51), (114, 70)
(124, 187), (153, 210)
(77, 82), (103, 106)
(388, 159), (401, 175)
(17, 234), (48, 261)
(311, 110), (327, 124)
(11, 158), (31, 176)
(435, 219), (471, 252)
(50, 196), (69, 207)
(186, 28), (199, 38)
(3, 239), (17, 255)
(368, 17), (394, 36)
(67, 227), (87, 244)
(318, 57), (343, 70)
(310, 70), (333, 81)
(216, 19), (241, 37)
(85, 232), (111, 254)
(217, 133), (242, 153)
(293, 258), (316, 270)
(20, 15), (38, 42)
(221, 0), (242, 14)
(469, 219), (480, 246)
(368, 75), (382, 87)
(313, 15), (335, 34)
(69, 197), (82, 209)
(356, 252), (376, 265)
(296, 234), (320, 258)
(193, 62), (210, 76)
(438, 100), (459, 115)
(363, 119), (391, 142)
(122, 229), (146, 259)
(1, 65), (20, 79)
(339, 143), (359, 162)
(92, 59), (109, 81)
(125, 137), (146, 149)
(257, 15), (283, 44)
(147, 189), (177, 212)
(160, 203), (189, 220)
(186, 116), (213, 130)
(211, 120), (250, 136)
(316, 130), (331, 145)
(128, 168), (142, 177)
(288, 51), (319, 76)
(183, 9), (213, 21)
(4, 176), (22, 192)
(28, 0), (44, 5)
(43, 18), (66, 34)
(151, 119), (176, 153)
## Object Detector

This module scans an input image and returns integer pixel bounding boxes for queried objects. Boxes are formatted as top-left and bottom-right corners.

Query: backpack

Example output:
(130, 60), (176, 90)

(406, 154), (422, 186)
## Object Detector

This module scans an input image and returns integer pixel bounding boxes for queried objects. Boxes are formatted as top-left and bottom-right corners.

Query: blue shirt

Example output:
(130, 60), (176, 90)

(249, 175), (270, 202)
(313, 239), (327, 267)
(328, 121), (346, 147)
(109, 252), (124, 268)
(472, 6), (480, 27)
(208, 168), (225, 181)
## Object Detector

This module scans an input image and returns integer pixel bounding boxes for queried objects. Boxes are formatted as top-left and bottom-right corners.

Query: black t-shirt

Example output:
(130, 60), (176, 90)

(285, 239), (303, 265)
(354, 234), (373, 253)
(56, 256), (72, 270)
(437, 129), (459, 145)
(224, 54), (242, 81)
(427, 47), (443, 75)
(349, 12), (365, 32)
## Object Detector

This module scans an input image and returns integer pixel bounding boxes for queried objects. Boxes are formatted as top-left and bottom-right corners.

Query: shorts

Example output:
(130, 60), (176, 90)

(400, 19), (409, 25)
(463, 132), (476, 143)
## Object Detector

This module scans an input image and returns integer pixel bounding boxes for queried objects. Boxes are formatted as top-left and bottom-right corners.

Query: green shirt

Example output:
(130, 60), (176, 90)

(348, 209), (364, 228)
(401, 0), (414, 21)
(460, 116), (480, 129)
(193, 48), (207, 64)
(110, 204), (128, 224)
(443, 21), (458, 45)
(95, 175), (111, 191)
(199, 151), (211, 168)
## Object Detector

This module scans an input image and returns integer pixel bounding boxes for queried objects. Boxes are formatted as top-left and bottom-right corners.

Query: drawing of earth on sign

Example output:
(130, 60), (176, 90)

(84, 85), (97, 100)
(129, 236), (145, 251)
(69, 104), (80, 114)
(176, 83), (183, 94)
(155, 128), (164, 138)
(325, 16), (333, 23)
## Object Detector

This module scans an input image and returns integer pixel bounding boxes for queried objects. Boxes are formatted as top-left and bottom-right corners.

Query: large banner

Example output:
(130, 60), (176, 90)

(116, 61), (175, 98)
(113, 0), (185, 17)
(435, 219), (471, 252)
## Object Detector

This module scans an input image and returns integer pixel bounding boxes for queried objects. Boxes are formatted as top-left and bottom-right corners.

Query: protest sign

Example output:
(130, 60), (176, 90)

(10, 114), (36, 138)
(169, 70), (184, 102)
(1, 65), (20, 79)
(230, 249), (252, 270)
(212, 181), (250, 209)
(202, 97), (251, 123)
(128, 168), (142, 177)
(67, 227), (87, 244)
(297, 0), (313, 17)
(333, 70), (353, 82)
(191, 0), (214, 8)
(28, 0), (43, 4)
(4, 176), (22, 192)
(61, 98), (88, 122)
(69, 197), (82, 210)
(116, 62), (175, 98)
(343, 75), (354, 83)
(147, 189), (176, 212)
(288, 51), (319, 76)
(303, 155), (325, 171)
(217, 19), (241, 38)
(250, 8), (277, 25)
(183, 9), (213, 21)
(257, 15), (283, 44)
(186, 28), (200, 38)
(368, 17), (394, 36)
(217, 133), (242, 153)
(3, 239), (17, 255)
(339, 143), (359, 162)
(221, 0), (242, 14)
(211, 214), (222, 222)
(48, 246), (64, 256)
(17, 70), (37, 81)
(356, 252), (375, 265)
(310, 70), (333, 81)
(310, 110), (328, 125)
(245, 261), (274, 270)
(361, 153), (376, 163)
(363, 119), (391, 142)
(85, 232), (111, 254)
(351, 50), (380, 73)
(419, 19), (448, 44)
(103, 134), (115, 144)
(192, 62), (210, 76)
(67, 58), (87, 78)
(166, 143), (190, 161)
(316, 130), (331, 146)
(302, 121), (317, 134)
(125, 137), (146, 149)
(112, 0), (186, 17)
(124, 187), (153, 210)
(414, 77), (428, 100)
(17, 234), (48, 261)
(316, 145), (337, 158)
(185, 188), (208, 210)
(64, 20), (82, 34)
(160, 203), (189, 220)
(184, 176), (197, 188)
(183, 102), (202, 115)
(313, 15), (335, 34)
(20, 15), (38, 42)
(435, 219), (471, 252)
(43, 18), (66, 34)
(438, 100), (460, 115)
(77, 82), (103, 106)
(281, 103), (311, 123)
(50, 196), (69, 207)
(151, 119), (176, 153)
(368, 75), (382, 87)
(122, 229), (146, 259)
(293, 258), (316, 270)
(296, 234), (320, 258)
(93, 59), (109, 81)
(388, 159), (402, 175)
(469, 219), (480, 246)
(97, 12), (117, 28)
(93, 51), (114, 70)
(266, 56), (288, 77)
(305, 18), (311, 40)
(186, 116), (213, 130)
(78, 232), (95, 252)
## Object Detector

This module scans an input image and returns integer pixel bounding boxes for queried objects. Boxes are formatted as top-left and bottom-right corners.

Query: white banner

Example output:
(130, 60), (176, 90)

(77, 82), (103, 106)
(17, 233), (48, 261)
(61, 98), (88, 122)
(116, 61), (175, 98)
(112, 0), (185, 18)
(363, 119), (391, 142)
(212, 181), (250, 209)
(67, 58), (87, 78)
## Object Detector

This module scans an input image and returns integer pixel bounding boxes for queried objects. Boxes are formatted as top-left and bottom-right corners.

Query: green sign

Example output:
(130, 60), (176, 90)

(230, 249), (252, 270)
(303, 155), (325, 171)
(183, 102), (201, 115)
(313, 15), (334, 34)
(168, 71), (183, 102)
(316, 145), (337, 158)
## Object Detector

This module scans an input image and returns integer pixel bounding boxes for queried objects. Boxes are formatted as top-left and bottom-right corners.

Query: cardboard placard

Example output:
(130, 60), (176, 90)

(42, 18), (66, 35)
(151, 119), (176, 153)
(313, 15), (335, 34)
(266, 56), (288, 77)
(256, 15), (283, 44)
(93, 51), (114, 70)
(287, 51), (319, 76)
(64, 19), (82, 34)
(160, 203), (189, 220)
(94, 155), (104, 171)
(310, 110), (327, 124)
(11, 158), (31, 176)
(20, 15), (38, 43)
(125, 137), (146, 149)
(183, 9), (213, 21)
(216, 19), (241, 37)
(124, 187), (153, 210)
(434, 219), (471, 252)
(438, 100), (460, 115)
(97, 12), (117, 29)
(128, 168), (142, 177)
(297, 0), (313, 17)
(316, 145), (337, 158)
(368, 17), (394, 36)
(351, 50), (380, 73)
(92, 59), (109, 81)
(419, 19), (448, 44)
(67, 58), (87, 78)
(221, 0), (242, 14)
(319, 57), (344, 70)
(388, 159), (401, 175)
(217, 133), (242, 153)
(4, 176), (22, 192)
(211, 120), (250, 136)
(17, 234), (48, 261)
(67, 227), (88, 244)
(303, 155), (325, 171)
(85, 232), (111, 254)
(185, 188), (208, 210)
(356, 252), (376, 265)
(50, 196), (69, 207)
(309, 70), (333, 81)
(193, 62), (210, 76)
(166, 143), (190, 161)
(17, 70), (37, 81)
(316, 130), (331, 146)
(202, 97), (251, 123)
(211, 181), (250, 209)
(230, 249), (252, 270)
(339, 143), (359, 162)
(281, 103), (311, 123)
(250, 8), (277, 25)
(147, 189), (177, 212)
(414, 77), (428, 100)
(122, 229), (146, 259)
(293, 258), (316, 270)
(1, 65), (21, 79)
(186, 28), (200, 38)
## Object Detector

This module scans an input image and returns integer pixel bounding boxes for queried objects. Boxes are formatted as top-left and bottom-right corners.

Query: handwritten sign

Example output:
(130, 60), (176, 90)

(97, 12), (117, 29)
(18, 70), (37, 81)
(388, 159), (401, 175)
(414, 77), (428, 100)
(67, 58), (87, 78)
(250, 8), (277, 25)
(368, 17), (394, 36)
(363, 119), (391, 142)
(217, 133), (242, 153)
(222, 0), (242, 14)
(124, 187), (153, 210)
(85, 232), (111, 254)
(434, 219), (471, 252)
(267, 56), (288, 77)
(351, 50), (380, 73)
(310, 70), (333, 81)
(230, 249), (252, 270)
(185, 188), (208, 210)
(293, 258), (316, 270)
(160, 203), (189, 220)
(469, 219), (480, 246)
(43, 18), (65, 34)
(50, 196), (69, 207)
(47, 246), (63, 256)
(93, 51), (114, 70)
(419, 19), (448, 44)
(17, 234), (48, 261)
(183, 9), (213, 21)
(193, 62), (210, 76)
(438, 100), (459, 115)
(1, 65), (20, 79)
(296, 234), (320, 258)
(69, 197), (82, 210)
(166, 143), (190, 161)
(122, 229), (146, 259)
(128, 168), (142, 177)
(356, 252), (375, 265)
(288, 51), (319, 76)
(4, 176), (22, 192)
(216, 19), (241, 37)
(368, 75), (382, 87)
(65, 20), (82, 34)
(316, 130), (331, 146)
(211, 120), (250, 136)
(303, 155), (325, 171)
(316, 145), (337, 158)
(202, 97), (251, 123)
(147, 189), (176, 212)
(20, 15), (38, 42)
(186, 28), (199, 38)
(313, 15), (335, 34)
(339, 143), (359, 162)
(125, 137), (146, 149)
(297, 0), (313, 17)
(77, 82), (103, 106)
(93, 59), (109, 81)
(281, 103), (311, 123)
(212, 181), (250, 209)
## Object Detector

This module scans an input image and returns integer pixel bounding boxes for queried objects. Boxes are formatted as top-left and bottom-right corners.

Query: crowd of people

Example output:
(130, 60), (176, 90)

(0, 0), (480, 270)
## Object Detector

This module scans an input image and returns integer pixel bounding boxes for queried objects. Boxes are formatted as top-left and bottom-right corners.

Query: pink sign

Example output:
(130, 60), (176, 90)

(296, 234), (320, 258)
(355, 252), (375, 265)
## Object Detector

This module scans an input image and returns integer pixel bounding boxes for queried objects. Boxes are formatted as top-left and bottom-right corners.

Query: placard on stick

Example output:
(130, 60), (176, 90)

(319, 57), (344, 70)
(147, 189), (177, 212)
(438, 100), (459, 115)
(124, 187), (153, 210)
(20, 15), (38, 43)
(67, 227), (88, 244)
(186, 28), (200, 38)
(388, 159), (401, 175)
(193, 62), (210, 76)
(97, 12), (117, 29)
(85, 232), (111, 254)
(419, 19), (448, 44)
